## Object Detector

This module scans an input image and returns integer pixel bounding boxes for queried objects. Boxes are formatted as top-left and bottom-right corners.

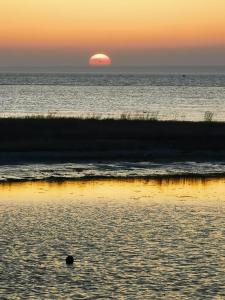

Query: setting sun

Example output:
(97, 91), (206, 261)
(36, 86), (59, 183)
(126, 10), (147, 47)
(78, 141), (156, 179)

(89, 54), (112, 66)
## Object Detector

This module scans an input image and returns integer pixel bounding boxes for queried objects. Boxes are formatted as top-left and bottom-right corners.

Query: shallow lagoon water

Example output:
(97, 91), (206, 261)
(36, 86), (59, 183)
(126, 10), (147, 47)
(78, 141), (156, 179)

(1, 178), (225, 299)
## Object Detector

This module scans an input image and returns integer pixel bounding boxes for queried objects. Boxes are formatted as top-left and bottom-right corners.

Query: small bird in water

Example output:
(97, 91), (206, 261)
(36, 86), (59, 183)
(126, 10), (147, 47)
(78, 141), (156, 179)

(66, 255), (74, 265)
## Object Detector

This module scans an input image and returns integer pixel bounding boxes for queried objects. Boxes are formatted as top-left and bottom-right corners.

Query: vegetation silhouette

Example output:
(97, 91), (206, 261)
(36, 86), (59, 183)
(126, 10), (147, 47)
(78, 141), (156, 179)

(0, 117), (224, 162)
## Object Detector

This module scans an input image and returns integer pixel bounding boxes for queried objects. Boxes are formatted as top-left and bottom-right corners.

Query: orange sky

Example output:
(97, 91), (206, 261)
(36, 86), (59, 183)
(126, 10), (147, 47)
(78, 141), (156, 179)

(1, 0), (225, 49)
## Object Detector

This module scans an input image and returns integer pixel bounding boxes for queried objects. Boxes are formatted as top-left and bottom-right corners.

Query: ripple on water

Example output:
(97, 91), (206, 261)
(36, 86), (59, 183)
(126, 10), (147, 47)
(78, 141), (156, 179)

(0, 179), (225, 299)
(0, 161), (225, 182)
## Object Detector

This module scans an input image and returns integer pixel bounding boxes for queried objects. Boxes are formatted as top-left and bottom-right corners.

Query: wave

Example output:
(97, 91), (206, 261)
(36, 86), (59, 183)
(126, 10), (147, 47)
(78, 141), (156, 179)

(0, 161), (225, 183)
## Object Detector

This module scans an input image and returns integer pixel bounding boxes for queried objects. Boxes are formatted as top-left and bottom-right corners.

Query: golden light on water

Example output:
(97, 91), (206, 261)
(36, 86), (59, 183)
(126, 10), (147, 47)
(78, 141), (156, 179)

(0, 178), (224, 205)
(1, 177), (225, 298)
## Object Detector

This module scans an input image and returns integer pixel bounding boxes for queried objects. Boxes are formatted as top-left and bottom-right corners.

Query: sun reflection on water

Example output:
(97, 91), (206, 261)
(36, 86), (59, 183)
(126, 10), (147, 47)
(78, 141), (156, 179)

(1, 178), (225, 299)
(0, 177), (224, 205)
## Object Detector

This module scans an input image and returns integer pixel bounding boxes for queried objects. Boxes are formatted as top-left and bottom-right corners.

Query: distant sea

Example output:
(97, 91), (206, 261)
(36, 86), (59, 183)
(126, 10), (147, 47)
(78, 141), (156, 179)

(0, 66), (225, 121)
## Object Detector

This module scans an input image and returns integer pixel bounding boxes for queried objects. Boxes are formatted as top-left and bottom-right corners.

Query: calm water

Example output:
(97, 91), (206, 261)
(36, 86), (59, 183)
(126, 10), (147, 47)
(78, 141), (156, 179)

(1, 178), (225, 299)
(0, 67), (225, 121)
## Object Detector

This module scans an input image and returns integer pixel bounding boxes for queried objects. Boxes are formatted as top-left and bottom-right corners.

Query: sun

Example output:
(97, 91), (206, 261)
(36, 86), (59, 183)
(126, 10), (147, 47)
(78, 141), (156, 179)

(89, 53), (112, 66)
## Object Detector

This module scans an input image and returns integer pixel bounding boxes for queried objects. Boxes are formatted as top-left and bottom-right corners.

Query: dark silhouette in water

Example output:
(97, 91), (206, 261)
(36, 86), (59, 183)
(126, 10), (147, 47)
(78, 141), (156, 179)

(66, 256), (74, 265)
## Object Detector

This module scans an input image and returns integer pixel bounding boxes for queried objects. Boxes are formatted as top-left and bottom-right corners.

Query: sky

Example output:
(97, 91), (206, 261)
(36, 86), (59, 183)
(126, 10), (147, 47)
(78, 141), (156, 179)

(0, 0), (225, 68)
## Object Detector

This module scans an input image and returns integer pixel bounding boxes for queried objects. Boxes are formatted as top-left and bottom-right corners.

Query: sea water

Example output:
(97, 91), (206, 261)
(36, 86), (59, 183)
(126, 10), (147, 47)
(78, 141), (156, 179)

(0, 178), (225, 299)
(0, 161), (225, 182)
(0, 66), (225, 121)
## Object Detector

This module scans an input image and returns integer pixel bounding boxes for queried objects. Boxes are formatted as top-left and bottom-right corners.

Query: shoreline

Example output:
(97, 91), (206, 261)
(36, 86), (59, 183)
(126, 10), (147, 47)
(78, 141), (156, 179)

(0, 173), (225, 184)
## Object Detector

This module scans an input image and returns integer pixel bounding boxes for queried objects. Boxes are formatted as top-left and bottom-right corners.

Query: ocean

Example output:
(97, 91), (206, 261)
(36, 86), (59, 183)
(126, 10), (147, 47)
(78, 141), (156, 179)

(0, 66), (225, 121)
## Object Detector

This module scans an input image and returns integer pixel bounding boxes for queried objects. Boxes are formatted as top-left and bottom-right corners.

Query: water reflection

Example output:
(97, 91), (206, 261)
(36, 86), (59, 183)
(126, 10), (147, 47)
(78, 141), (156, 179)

(1, 178), (225, 299)
(0, 177), (224, 204)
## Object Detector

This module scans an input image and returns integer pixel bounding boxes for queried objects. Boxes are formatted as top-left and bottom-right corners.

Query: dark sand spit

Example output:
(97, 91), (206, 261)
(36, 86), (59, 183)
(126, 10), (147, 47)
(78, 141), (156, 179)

(0, 118), (224, 163)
